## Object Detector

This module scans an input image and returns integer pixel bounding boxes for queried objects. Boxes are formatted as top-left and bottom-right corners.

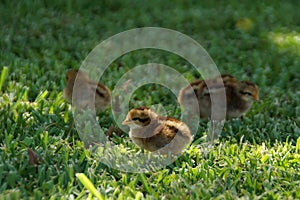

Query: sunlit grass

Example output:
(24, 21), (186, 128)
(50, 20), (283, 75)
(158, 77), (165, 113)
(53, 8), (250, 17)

(269, 31), (300, 55)
(0, 0), (300, 199)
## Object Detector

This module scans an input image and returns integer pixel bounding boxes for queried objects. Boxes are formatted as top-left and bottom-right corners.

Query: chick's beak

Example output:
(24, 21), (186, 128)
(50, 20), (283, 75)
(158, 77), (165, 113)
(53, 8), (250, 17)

(122, 119), (132, 125)
(253, 93), (259, 101)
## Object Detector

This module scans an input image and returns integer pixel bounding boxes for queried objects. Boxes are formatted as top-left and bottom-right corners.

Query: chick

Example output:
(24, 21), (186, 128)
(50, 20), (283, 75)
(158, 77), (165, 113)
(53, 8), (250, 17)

(122, 107), (192, 155)
(178, 74), (259, 120)
(63, 69), (111, 113)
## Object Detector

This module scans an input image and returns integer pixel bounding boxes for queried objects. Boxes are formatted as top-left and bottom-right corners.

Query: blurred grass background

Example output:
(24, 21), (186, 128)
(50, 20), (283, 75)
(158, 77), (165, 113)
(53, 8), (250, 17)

(0, 0), (299, 199)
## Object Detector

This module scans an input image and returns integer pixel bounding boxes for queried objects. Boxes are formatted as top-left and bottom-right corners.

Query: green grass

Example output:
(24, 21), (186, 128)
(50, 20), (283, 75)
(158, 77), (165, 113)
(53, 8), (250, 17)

(1, 0), (300, 199)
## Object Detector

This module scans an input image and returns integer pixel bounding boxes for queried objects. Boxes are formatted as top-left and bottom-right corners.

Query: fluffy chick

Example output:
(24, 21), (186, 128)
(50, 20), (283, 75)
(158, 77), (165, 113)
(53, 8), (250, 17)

(122, 107), (192, 155)
(178, 74), (259, 120)
(63, 69), (111, 113)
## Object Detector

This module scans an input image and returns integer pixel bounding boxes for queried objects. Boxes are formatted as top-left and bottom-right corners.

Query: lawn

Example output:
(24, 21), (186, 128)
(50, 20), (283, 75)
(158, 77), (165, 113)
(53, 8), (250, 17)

(0, 0), (300, 199)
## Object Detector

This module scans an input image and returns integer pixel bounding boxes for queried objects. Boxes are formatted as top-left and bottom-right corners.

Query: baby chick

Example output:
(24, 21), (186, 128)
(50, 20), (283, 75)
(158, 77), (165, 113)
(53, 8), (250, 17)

(178, 74), (259, 120)
(63, 69), (111, 113)
(122, 107), (192, 155)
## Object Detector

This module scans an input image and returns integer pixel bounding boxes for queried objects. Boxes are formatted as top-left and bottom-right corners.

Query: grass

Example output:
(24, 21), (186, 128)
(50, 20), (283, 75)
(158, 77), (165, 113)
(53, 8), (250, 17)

(1, 0), (300, 199)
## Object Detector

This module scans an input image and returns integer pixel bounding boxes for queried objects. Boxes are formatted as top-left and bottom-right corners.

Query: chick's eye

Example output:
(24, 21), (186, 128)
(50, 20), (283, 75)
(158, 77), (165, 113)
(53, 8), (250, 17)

(132, 117), (139, 121)
(193, 89), (199, 96)
(132, 117), (150, 123)
(240, 91), (252, 96)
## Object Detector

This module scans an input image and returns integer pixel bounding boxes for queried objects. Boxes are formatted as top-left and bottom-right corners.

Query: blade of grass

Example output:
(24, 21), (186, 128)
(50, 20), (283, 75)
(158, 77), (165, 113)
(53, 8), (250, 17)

(139, 174), (151, 193)
(0, 66), (8, 92)
(34, 90), (49, 103)
(76, 173), (104, 200)
(296, 137), (300, 153)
